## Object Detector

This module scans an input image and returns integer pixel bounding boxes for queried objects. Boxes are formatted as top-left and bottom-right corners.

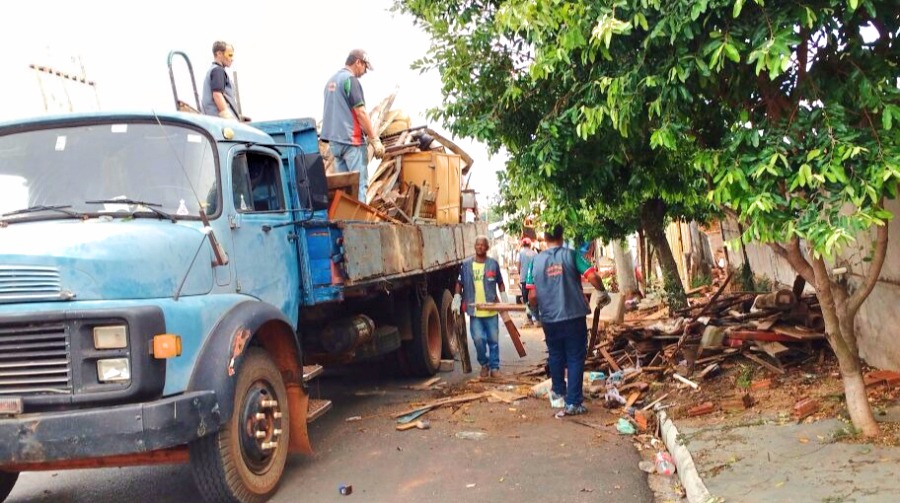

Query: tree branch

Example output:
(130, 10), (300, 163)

(848, 210), (889, 317)
(768, 237), (815, 285)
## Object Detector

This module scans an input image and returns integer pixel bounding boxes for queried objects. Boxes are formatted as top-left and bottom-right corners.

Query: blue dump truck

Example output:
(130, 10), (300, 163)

(0, 111), (482, 502)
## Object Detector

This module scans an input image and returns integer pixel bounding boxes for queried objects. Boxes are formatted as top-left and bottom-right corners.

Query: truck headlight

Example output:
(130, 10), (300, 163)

(97, 358), (131, 382)
(93, 325), (128, 349)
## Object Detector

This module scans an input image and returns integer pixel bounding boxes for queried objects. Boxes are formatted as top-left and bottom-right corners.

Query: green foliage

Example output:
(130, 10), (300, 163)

(690, 272), (712, 290)
(736, 364), (754, 389)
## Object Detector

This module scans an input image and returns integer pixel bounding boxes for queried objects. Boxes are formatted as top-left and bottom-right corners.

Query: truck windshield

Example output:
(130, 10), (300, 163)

(0, 121), (218, 219)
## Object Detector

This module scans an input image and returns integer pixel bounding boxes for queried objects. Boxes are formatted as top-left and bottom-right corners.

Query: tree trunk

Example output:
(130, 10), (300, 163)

(811, 256), (879, 436)
(641, 199), (686, 310)
(613, 239), (638, 297)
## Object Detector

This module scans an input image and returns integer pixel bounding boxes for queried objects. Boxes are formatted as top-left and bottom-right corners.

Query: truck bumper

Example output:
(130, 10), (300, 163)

(0, 391), (220, 464)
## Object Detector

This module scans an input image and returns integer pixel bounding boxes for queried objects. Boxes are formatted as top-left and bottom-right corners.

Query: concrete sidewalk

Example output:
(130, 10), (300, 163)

(662, 409), (900, 503)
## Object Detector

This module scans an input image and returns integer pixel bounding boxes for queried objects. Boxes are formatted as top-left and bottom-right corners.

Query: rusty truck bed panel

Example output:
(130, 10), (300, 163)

(340, 222), (486, 285)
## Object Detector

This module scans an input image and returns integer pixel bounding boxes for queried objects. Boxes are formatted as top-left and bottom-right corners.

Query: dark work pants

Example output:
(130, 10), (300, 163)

(542, 317), (588, 407)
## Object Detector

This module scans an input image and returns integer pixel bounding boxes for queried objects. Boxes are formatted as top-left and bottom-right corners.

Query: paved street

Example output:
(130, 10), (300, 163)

(7, 312), (651, 503)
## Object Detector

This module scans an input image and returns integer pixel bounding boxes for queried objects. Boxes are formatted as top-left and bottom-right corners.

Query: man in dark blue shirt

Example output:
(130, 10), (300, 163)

(527, 224), (609, 417)
(201, 41), (240, 120)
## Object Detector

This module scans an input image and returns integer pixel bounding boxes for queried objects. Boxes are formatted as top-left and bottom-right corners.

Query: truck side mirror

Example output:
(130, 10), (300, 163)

(294, 153), (329, 211)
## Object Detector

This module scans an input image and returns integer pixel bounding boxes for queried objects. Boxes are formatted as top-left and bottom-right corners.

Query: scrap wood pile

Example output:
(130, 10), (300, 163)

(320, 89), (474, 224)
(580, 273), (832, 422)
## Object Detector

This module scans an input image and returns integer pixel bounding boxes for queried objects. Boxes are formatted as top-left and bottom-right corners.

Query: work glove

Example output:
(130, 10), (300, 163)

(596, 290), (611, 308)
(500, 291), (509, 304)
(218, 110), (235, 120)
(369, 137), (385, 159)
(452, 293), (462, 313)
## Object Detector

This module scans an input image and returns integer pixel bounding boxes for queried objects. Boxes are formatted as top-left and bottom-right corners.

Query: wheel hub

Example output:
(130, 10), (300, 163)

(239, 381), (284, 473)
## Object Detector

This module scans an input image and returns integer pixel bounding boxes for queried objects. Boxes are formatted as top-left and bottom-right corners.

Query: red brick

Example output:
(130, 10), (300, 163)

(792, 398), (819, 420)
(750, 378), (772, 391)
(687, 401), (716, 417)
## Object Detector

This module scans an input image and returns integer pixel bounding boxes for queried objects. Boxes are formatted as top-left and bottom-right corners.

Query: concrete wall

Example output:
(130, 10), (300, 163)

(715, 200), (900, 371)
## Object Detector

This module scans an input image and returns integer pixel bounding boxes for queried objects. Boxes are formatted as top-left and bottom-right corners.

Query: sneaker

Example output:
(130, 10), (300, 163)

(555, 404), (588, 418)
(522, 320), (534, 328)
(480, 366), (490, 378)
(490, 369), (502, 378)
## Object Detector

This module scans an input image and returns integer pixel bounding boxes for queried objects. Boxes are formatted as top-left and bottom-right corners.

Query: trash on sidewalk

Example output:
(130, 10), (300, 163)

(654, 451), (676, 476)
(616, 417), (636, 435)
(396, 419), (431, 431)
(455, 431), (488, 440)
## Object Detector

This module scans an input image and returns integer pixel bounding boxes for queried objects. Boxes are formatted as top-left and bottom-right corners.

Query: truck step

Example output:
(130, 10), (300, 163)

(307, 398), (332, 423)
(302, 364), (324, 382)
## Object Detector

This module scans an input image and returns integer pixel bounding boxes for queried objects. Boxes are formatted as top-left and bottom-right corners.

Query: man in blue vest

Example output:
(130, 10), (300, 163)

(453, 236), (508, 378)
(517, 237), (539, 327)
(321, 49), (385, 201)
(527, 224), (609, 417)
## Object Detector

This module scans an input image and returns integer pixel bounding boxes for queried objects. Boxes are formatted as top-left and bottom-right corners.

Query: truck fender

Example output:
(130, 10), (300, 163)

(187, 300), (302, 428)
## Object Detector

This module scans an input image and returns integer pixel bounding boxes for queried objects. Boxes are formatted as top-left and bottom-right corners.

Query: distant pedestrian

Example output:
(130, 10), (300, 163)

(517, 237), (539, 328)
(453, 235), (508, 378)
(321, 49), (385, 201)
(527, 224), (609, 417)
(201, 41), (241, 120)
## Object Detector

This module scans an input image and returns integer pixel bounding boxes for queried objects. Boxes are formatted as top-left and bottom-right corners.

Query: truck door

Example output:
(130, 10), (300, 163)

(228, 149), (301, 325)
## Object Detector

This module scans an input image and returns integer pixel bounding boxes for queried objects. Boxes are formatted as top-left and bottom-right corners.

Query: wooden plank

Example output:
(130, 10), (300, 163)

(499, 311), (527, 357)
(473, 303), (527, 312)
(757, 341), (790, 357)
(727, 330), (798, 343)
(599, 347), (621, 372)
(391, 392), (490, 419)
(328, 191), (400, 223)
(771, 325), (825, 340)
(743, 352), (786, 374)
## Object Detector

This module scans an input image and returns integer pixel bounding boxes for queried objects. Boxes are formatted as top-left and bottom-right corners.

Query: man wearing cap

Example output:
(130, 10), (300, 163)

(321, 49), (385, 201)
(517, 237), (539, 328)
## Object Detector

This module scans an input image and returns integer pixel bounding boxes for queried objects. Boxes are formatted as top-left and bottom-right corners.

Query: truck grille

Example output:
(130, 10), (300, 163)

(0, 321), (72, 395)
(0, 265), (68, 303)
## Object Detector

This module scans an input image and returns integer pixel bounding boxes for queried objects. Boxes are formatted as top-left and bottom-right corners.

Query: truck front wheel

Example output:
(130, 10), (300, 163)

(406, 295), (442, 376)
(190, 348), (290, 503)
(0, 470), (18, 502)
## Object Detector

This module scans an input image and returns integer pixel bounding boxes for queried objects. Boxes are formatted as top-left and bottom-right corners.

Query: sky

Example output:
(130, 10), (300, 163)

(1, 0), (505, 203)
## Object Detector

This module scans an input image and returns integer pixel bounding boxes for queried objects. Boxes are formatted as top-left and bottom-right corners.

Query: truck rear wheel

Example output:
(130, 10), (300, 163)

(406, 295), (442, 376)
(437, 289), (459, 359)
(0, 471), (18, 502)
(190, 348), (290, 503)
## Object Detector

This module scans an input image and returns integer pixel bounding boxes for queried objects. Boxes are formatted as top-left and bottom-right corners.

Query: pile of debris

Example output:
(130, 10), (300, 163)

(319, 90), (476, 224)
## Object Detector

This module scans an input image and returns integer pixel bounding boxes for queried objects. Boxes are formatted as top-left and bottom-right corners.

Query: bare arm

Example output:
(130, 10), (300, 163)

(213, 92), (230, 115)
(353, 106), (378, 140)
(585, 270), (605, 291)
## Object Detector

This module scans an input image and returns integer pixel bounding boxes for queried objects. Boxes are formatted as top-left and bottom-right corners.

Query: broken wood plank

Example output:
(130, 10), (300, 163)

(771, 325), (825, 340)
(641, 393), (670, 411)
(600, 348), (621, 372)
(743, 352), (786, 375)
(757, 341), (790, 358)
(624, 391), (641, 409)
(391, 392), (490, 419)
(673, 373), (700, 389)
(726, 330), (797, 343)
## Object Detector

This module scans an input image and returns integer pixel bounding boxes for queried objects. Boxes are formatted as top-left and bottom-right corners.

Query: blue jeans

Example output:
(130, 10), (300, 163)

(328, 142), (368, 200)
(469, 315), (500, 370)
(543, 317), (587, 407)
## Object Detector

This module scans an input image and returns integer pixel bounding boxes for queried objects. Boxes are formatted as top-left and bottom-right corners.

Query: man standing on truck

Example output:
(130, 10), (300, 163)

(453, 236), (508, 378)
(527, 224), (610, 417)
(201, 41), (241, 120)
(518, 237), (539, 328)
(321, 49), (385, 201)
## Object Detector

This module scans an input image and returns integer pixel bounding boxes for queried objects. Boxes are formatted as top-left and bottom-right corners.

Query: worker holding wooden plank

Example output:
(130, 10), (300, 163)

(454, 235), (508, 378)
(527, 224), (610, 417)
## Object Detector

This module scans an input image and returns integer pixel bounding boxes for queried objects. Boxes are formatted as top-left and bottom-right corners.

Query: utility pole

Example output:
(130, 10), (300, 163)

(29, 54), (100, 113)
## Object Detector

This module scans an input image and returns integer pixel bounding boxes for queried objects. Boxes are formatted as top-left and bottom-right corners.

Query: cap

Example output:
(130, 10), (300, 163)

(521, 237), (532, 246)
(349, 49), (374, 71)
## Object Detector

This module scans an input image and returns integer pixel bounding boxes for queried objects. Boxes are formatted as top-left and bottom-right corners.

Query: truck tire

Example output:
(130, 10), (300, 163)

(189, 348), (290, 503)
(406, 295), (442, 376)
(437, 289), (459, 359)
(0, 471), (18, 502)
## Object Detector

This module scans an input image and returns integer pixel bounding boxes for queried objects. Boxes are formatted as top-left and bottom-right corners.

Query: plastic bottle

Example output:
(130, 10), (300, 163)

(654, 451), (676, 476)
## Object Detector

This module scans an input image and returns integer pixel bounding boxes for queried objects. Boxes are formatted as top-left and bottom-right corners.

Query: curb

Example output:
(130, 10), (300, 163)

(657, 410), (718, 503)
